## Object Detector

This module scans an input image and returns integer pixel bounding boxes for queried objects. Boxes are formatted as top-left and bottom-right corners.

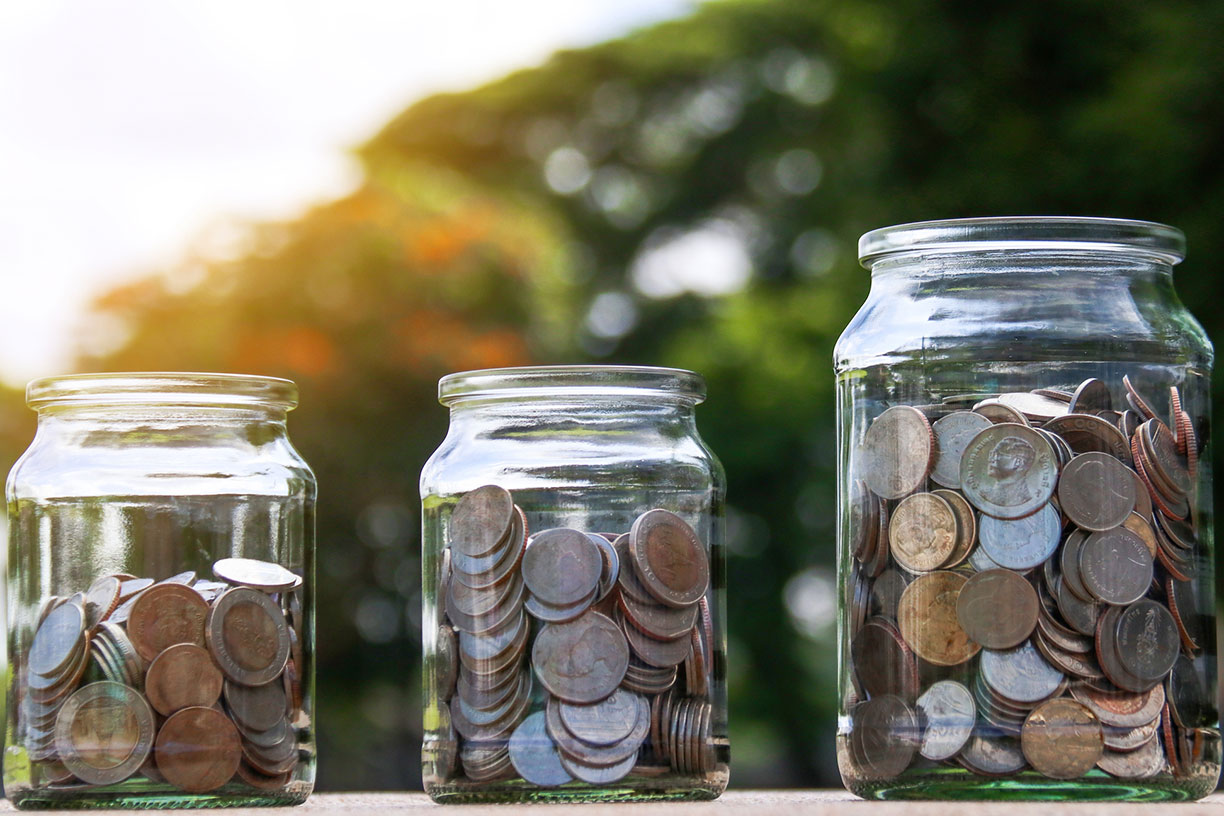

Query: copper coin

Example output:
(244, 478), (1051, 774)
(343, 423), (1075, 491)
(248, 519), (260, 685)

(618, 591), (698, 641)
(531, 611), (629, 704)
(1142, 419), (1191, 496)
(862, 405), (934, 500)
(450, 507), (526, 587)
(1021, 698), (1103, 779)
(955, 568), (1038, 649)
(1078, 528), (1153, 605)
(127, 583), (209, 663)
(450, 485), (515, 558)
(154, 706), (242, 793)
(1071, 683), (1165, 729)
(521, 528), (602, 606)
(1097, 736), (1165, 779)
(1057, 452), (1137, 531)
(869, 568), (911, 620)
(897, 571), (979, 666)
(851, 618), (918, 701)
(205, 587), (290, 686)
(145, 643), (223, 716)
(618, 609), (691, 668)
(630, 509), (709, 608)
(1044, 413), (1131, 462)
(1122, 513), (1159, 560)
(889, 492), (958, 573)
(960, 423), (1058, 519)
(54, 681), (156, 786)
(558, 687), (642, 747)
(931, 411), (992, 489)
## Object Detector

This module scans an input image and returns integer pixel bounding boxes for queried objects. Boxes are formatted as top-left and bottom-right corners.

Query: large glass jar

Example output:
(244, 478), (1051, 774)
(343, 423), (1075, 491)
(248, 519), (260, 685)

(5, 373), (316, 808)
(833, 218), (1216, 800)
(419, 366), (727, 803)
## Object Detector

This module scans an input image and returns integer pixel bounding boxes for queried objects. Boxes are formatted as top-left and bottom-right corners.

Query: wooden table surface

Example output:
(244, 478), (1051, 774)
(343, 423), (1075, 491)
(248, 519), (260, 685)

(4, 792), (1223, 814)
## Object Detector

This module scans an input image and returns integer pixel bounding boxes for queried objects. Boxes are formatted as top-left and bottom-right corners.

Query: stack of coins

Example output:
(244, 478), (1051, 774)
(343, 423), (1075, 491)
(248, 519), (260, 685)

(19, 558), (306, 793)
(445, 486), (531, 781)
(436, 486), (716, 788)
(846, 377), (1213, 783)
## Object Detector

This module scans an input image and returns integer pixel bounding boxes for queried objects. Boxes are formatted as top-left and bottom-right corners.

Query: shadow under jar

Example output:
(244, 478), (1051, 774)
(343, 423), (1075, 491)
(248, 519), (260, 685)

(4, 373), (316, 809)
(834, 217), (1218, 801)
(419, 366), (728, 803)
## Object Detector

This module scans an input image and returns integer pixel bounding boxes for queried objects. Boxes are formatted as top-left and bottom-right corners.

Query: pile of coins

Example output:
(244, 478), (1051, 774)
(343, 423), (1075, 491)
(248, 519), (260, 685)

(845, 377), (1213, 783)
(436, 485), (716, 788)
(20, 558), (307, 793)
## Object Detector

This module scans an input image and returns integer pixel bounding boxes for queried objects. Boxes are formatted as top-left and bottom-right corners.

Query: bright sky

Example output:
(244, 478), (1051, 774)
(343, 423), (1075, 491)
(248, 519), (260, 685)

(0, 0), (694, 387)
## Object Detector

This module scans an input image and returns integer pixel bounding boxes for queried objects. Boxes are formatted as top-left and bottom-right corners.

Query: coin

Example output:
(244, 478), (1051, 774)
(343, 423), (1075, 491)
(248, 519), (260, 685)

(1021, 698), (1103, 779)
(1166, 655), (1213, 729)
(1113, 600), (1178, 681)
(1095, 605), (1158, 694)
(995, 392), (1070, 423)
(869, 569), (911, 620)
(127, 583), (209, 663)
(960, 423), (1058, 519)
(224, 679), (288, 732)
(145, 643), (223, 716)
(450, 485), (516, 558)
(980, 640), (1064, 703)
(54, 681), (155, 786)
(861, 406), (934, 500)
(1044, 413), (1131, 463)
(545, 693), (647, 767)
(206, 587), (291, 686)
(889, 492), (958, 573)
(1078, 528), (1153, 606)
(978, 503), (1061, 570)
(1068, 378), (1112, 413)
(974, 401), (1030, 426)
(955, 569), (1038, 649)
(508, 711), (573, 787)
(931, 411), (993, 489)
(930, 489), (976, 568)
(558, 688), (641, 747)
(959, 733), (1027, 776)
(915, 680), (975, 760)
(83, 576), (122, 630)
(850, 694), (918, 780)
(521, 528), (603, 608)
(154, 706), (243, 793)
(851, 618), (919, 701)
(29, 601), (86, 678)
(559, 747), (637, 784)
(213, 558), (301, 592)
(1071, 683), (1165, 729)
(531, 611), (629, 704)
(1097, 735), (1165, 779)
(436, 625), (458, 701)
(1058, 452), (1136, 531)
(897, 571), (979, 666)
(629, 509), (709, 608)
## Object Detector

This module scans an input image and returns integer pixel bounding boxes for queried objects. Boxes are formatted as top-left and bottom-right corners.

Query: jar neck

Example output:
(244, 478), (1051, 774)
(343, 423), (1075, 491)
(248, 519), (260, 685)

(32, 404), (291, 448)
(447, 394), (699, 429)
(866, 249), (1176, 286)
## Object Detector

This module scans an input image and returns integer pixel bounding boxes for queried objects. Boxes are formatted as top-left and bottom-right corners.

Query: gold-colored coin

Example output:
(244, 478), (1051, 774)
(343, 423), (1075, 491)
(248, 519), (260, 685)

(889, 492), (957, 573)
(1021, 698), (1103, 779)
(896, 571), (979, 666)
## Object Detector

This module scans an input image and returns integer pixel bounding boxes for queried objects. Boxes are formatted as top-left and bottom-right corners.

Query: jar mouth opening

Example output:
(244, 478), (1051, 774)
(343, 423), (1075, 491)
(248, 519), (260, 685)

(439, 365), (706, 406)
(27, 372), (299, 411)
(859, 216), (1186, 268)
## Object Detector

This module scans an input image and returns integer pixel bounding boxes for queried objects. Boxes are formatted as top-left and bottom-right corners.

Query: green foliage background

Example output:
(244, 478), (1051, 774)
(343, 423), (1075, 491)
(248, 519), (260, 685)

(0, 0), (1221, 789)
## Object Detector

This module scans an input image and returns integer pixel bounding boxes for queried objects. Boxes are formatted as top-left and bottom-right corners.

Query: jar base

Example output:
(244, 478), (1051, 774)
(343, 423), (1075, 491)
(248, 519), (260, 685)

(844, 766), (1221, 802)
(6, 781), (313, 810)
(425, 769), (728, 804)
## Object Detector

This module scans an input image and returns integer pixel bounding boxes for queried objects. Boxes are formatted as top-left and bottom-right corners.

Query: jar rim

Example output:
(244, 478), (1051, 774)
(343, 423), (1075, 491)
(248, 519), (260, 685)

(859, 216), (1186, 267)
(438, 365), (706, 405)
(26, 372), (299, 411)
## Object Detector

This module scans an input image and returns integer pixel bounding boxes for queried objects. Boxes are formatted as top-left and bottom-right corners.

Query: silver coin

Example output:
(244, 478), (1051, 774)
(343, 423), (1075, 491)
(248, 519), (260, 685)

(558, 688), (642, 747)
(1097, 736), (1165, 778)
(960, 732), (1027, 775)
(980, 640), (1065, 703)
(916, 680), (975, 760)
(861, 406), (934, 500)
(978, 503), (1061, 570)
(960, 423), (1058, 519)
(508, 711), (573, 787)
(994, 392), (1070, 423)
(1078, 528), (1153, 606)
(1057, 452), (1136, 532)
(931, 411), (993, 489)
(968, 545), (1004, 573)
(212, 558), (301, 592)
(29, 601), (86, 678)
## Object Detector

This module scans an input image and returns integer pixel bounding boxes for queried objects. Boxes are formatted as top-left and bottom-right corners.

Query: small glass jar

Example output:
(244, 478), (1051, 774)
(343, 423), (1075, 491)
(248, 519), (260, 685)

(4, 373), (316, 808)
(834, 218), (1217, 800)
(419, 366), (727, 803)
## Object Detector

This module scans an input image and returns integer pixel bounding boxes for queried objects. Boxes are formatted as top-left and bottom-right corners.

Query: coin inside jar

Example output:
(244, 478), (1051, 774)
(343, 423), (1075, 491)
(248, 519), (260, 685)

(127, 583), (209, 663)
(960, 423), (1058, 519)
(889, 492), (958, 573)
(531, 611), (629, 704)
(521, 529), (603, 607)
(145, 643), (223, 716)
(1057, 452), (1136, 531)
(154, 706), (243, 793)
(897, 571), (979, 667)
(54, 681), (156, 786)
(955, 569), (1038, 649)
(1021, 698), (1103, 779)
(861, 406), (934, 500)
(206, 587), (291, 686)
(629, 509), (709, 608)
(450, 485), (516, 559)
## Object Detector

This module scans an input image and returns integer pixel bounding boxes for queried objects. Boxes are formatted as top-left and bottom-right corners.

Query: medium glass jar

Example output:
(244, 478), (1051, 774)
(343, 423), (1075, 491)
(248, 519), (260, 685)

(4, 373), (316, 808)
(834, 218), (1217, 800)
(419, 366), (727, 803)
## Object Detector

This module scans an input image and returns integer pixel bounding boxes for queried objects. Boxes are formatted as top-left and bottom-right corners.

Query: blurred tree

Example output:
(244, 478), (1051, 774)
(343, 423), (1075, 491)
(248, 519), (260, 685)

(58, 0), (1224, 789)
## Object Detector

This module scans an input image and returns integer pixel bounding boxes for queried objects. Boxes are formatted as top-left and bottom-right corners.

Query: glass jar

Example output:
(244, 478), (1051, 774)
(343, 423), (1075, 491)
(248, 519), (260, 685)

(4, 373), (316, 808)
(419, 366), (727, 803)
(834, 218), (1217, 800)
